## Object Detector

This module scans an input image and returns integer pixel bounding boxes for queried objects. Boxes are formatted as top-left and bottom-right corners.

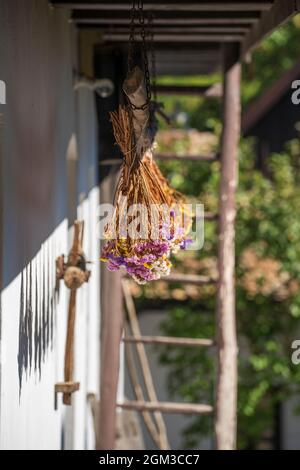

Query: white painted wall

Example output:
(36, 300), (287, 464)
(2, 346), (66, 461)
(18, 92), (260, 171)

(0, 191), (101, 450)
(0, 0), (101, 450)
(72, 187), (100, 451)
(0, 222), (68, 450)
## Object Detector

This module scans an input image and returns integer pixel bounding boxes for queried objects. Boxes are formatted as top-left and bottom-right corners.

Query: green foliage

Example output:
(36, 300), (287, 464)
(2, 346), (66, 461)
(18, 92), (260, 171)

(157, 74), (220, 87)
(158, 138), (300, 449)
(242, 15), (300, 107)
(156, 15), (300, 130)
(153, 16), (300, 449)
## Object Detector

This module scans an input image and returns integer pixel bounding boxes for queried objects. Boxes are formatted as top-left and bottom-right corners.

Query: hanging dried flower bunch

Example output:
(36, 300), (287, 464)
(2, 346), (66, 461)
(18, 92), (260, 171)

(100, 64), (192, 284)
(100, 104), (192, 284)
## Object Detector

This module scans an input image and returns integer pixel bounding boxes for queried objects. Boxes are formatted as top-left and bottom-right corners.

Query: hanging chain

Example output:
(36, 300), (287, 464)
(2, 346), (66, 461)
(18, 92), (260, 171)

(127, 0), (151, 111)
(138, 0), (152, 105)
(148, 12), (157, 102)
(127, 0), (136, 72)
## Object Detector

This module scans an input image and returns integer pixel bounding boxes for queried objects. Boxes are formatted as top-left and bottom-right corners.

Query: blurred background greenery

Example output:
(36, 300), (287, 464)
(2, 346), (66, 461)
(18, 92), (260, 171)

(135, 15), (300, 449)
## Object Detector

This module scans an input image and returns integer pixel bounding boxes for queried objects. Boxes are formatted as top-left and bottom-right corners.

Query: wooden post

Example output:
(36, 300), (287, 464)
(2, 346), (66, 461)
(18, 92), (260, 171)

(98, 269), (123, 449)
(215, 43), (241, 450)
(97, 173), (124, 450)
(94, 42), (127, 450)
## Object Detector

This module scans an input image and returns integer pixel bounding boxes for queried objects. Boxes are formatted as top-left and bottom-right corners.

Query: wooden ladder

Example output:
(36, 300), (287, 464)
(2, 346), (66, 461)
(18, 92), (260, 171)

(121, 277), (215, 450)
(98, 43), (241, 451)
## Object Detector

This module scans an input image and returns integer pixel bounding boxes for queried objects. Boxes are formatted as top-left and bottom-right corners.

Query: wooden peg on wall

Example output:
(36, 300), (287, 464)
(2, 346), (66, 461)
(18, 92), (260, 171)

(55, 220), (91, 405)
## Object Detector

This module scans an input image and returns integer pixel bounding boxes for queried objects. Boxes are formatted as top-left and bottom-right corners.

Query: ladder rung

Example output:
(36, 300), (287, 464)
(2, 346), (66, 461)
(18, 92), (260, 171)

(204, 212), (218, 220)
(155, 153), (218, 162)
(160, 273), (217, 285)
(117, 400), (213, 415)
(154, 84), (222, 98)
(123, 335), (214, 347)
(190, 212), (218, 220)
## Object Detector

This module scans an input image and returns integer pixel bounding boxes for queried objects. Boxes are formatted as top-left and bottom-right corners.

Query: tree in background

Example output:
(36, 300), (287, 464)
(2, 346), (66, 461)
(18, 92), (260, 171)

(158, 15), (300, 133)
(157, 138), (300, 449)
(148, 16), (300, 449)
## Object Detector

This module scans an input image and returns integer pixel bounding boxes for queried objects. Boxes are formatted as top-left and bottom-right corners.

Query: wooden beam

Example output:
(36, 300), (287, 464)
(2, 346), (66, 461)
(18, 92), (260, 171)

(102, 33), (245, 42)
(215, 43), (241, 451)
(72, 10), (261, 24)
(159, 273), (218, 285)
(53, 1), (274, 12)
(156, 65), (219, 75)
(155, 51), (220, 61)
(156, 84), (222, 98)
(96, 47), (126, 451)
(123, 335), (215, 347)
(242, 0), (299, 56)
(77, 25), (251, 34)
(98, 257), (123, 450)
(117, 400), (213, 415)
(75, 19), (257, 27)
(98, 175), (124, 450)
(153, 42), (222, 52)
(154, 85), (221, 97)
(204, 212), (219, 221)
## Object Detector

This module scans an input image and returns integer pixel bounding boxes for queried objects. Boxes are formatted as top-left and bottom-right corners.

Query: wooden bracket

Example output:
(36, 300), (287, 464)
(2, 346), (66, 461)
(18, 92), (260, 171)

(56, 220), (91, 289)
(55, 382), (80, 409)
(55, 220), (91, 406)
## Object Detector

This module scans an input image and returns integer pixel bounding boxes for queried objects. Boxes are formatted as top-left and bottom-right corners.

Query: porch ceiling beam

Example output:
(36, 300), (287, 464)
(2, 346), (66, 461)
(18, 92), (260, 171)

(71, 10), (261, 24)
(101, 33), (245, 42)
(242, 0), (300, 56)
(74, 18), (257, 26)
(155, 61), (219, 68)
(154, 84), (211, 95)
(154, 84), (222, 96)
(155, 61), (218, 67)
(155, 56), (219, 62)
(76, 26), (251, 33)
(149, 42), (221, 51)
(155, 65), (221, 75)
(159, 70), (217, 75)
(154, 50), (220, 59)
(52, 1), (274, 12)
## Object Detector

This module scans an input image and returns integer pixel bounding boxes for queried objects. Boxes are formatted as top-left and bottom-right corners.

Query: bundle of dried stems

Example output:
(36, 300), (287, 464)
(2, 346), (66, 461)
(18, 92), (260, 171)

(101, 105), (192, 284)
